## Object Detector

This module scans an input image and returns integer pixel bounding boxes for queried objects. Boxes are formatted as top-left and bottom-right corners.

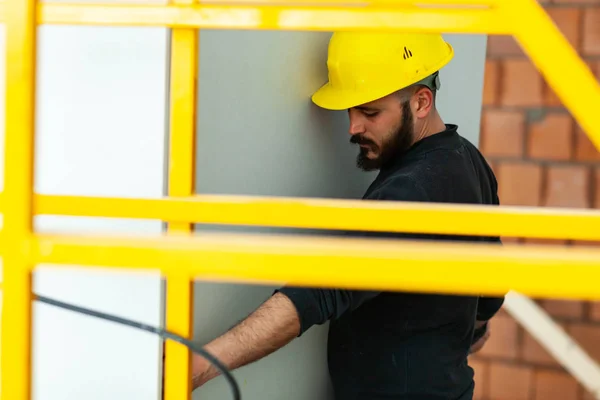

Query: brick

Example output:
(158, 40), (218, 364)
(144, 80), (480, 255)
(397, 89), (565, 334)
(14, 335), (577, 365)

(483, 60), (500, 106)
(573, 240), (600, 247)
(469, 358), (488, 400)
(497, 162), (543, 206)
(487, 35), (523, 57)
(554, 0), (600, 4)
(534, 370), (579, 400)
(494, 307), (509, 318)
(568, 323), (600, 361)
(542, 166), (591, 209)
(478, 315), (520, 360)
(591, 302), (600, 322)
(524, 238), (567, 246)
(488, 160), (498, 175)
(583, 7), (600, 56)
(590, 60), (600, 79)
(522, 329), (561, 367)
(541, 299), (585, 319)
(489, 363), (532, 400)
(501, 236), (523, 244)
(547, 7), (582, 51)
(481, 110), (525, 157)
(527, 113), (573, 161)
(544, 86), (562, 108)
(500, 60), (544, 107)
(582, 387), (599, 400)
(575, 125), (600, 162)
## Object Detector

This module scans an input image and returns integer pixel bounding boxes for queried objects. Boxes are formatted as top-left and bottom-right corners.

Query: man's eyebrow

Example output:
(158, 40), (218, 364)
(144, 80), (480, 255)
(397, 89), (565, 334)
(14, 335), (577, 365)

(354, 106), (380, 112)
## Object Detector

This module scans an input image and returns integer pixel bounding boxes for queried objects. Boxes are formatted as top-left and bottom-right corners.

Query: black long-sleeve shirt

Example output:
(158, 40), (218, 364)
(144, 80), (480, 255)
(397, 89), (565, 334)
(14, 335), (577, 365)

(277, 125), (505, 400)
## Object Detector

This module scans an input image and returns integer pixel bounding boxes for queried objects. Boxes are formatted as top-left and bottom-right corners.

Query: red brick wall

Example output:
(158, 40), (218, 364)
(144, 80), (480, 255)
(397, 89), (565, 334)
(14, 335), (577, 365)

(472, 1), (600, 399)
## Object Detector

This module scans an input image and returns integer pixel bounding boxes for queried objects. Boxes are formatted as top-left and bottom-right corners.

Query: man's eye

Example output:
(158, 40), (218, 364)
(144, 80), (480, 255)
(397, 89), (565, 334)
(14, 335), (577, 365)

(364, 111), (379, 117)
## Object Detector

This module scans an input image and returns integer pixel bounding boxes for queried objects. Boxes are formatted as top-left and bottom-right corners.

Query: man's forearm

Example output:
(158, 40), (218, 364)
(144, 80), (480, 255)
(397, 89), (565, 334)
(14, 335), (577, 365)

(192, 292), (300, 389)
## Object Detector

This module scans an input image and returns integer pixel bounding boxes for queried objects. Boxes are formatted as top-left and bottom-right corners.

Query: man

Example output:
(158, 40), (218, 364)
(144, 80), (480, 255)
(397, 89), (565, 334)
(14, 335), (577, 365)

(191, 31), (504, 399)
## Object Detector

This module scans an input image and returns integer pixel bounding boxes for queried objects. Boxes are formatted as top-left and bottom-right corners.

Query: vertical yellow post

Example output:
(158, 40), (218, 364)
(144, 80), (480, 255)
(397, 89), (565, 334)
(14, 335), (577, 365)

(1, 0), (37, 398)
(163, 0), (198, 398)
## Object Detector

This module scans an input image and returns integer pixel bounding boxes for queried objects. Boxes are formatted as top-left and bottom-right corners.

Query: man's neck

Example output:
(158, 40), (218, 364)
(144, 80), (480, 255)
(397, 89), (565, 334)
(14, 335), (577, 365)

(413, 112), (447, 144)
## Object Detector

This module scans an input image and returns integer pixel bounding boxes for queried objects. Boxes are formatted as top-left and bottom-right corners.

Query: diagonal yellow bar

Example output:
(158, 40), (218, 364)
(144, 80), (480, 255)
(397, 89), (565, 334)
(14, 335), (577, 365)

(30, 194), (600, 241)
(29, 233), (600, 300)
(1, 0), (38, 398)
(512, 0), (600, 151)
(164, 0), (198, 397)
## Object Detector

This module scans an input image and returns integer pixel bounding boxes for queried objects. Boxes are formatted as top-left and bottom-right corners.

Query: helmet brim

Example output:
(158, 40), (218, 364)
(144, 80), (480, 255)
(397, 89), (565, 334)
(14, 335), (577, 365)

(311, 82), (388, 111)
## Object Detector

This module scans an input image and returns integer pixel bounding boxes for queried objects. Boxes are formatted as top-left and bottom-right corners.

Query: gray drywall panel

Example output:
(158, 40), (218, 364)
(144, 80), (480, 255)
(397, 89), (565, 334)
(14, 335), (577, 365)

(439, 34), (488, 147)
(193, 31), (487, 400)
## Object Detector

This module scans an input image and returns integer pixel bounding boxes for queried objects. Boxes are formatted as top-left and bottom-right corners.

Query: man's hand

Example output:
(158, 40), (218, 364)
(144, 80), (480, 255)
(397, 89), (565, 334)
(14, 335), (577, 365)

(469, 320), (490, 355)
(191, 292), (301, 390)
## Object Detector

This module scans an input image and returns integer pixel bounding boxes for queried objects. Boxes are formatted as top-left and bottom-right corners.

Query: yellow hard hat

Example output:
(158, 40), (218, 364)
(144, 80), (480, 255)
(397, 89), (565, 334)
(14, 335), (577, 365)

(312, 31), (454, 110)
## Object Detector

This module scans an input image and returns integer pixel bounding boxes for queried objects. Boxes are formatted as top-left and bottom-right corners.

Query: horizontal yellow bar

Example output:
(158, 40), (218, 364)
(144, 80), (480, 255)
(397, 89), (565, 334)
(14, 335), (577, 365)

(27, 3), (506, 33)
(30, 194), (600, 241)
(29, 232), (600, 300)
(201, 0), (497, 6)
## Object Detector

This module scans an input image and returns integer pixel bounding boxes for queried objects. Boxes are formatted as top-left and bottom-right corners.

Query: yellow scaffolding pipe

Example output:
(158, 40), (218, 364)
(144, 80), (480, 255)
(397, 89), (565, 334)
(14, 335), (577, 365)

(24, 194), (600, 241)
(2, 0), (600, 398)
(1, 0), (37, 398)
(164, 0), (198, 397)
(28, 233), (600, 301)
(31, 3), (507, 34)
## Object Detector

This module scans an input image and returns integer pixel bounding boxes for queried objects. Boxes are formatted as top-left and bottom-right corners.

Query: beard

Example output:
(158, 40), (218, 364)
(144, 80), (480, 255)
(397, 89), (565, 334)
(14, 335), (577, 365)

(350, 101), (414, 172)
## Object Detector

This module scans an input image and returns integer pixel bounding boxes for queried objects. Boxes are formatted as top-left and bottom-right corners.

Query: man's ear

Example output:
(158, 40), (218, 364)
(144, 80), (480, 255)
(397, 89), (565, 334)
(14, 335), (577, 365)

(413, 87), (435, 119)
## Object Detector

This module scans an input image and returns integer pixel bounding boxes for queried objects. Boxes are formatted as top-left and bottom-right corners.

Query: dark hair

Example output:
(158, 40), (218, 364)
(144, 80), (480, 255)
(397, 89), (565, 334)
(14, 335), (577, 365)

(394, 85), (437, 106)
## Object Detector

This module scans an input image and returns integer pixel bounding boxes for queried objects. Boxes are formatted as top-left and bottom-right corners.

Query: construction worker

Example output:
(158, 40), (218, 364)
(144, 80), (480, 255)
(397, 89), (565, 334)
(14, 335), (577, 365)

(190, 31), (505, 399)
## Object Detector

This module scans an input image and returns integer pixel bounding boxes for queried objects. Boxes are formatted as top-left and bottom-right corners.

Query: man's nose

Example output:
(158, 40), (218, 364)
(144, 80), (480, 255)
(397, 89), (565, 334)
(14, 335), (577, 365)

(348, 111), (365, 136)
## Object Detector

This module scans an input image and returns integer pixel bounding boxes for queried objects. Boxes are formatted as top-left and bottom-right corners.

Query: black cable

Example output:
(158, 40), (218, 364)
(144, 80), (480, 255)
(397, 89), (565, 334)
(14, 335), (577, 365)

(34, 294), (241, 400)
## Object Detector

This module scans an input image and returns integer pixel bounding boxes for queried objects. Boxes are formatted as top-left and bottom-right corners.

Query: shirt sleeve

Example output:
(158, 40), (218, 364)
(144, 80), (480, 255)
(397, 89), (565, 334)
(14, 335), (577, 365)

(276, 178), (431, 336)
(275, 284), (381, 336)
(476, 296), (505, 321)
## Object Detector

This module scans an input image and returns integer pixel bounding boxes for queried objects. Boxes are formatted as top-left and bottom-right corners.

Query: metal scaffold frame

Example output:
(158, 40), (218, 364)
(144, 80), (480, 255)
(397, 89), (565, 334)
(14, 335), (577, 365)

(2, 0), (600, 399)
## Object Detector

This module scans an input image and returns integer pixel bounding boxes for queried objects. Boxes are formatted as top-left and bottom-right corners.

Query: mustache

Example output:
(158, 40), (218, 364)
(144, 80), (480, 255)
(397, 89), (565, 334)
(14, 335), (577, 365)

(350, 134), (373, 146)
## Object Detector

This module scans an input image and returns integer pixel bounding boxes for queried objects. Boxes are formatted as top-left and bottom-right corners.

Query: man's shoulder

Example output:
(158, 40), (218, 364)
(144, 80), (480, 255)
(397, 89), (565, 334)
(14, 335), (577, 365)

(365, 174), (430, 203)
